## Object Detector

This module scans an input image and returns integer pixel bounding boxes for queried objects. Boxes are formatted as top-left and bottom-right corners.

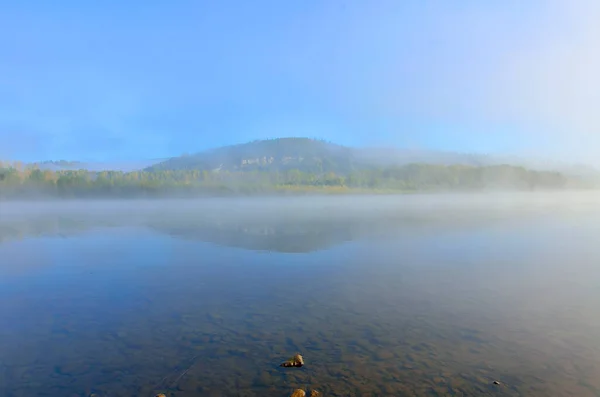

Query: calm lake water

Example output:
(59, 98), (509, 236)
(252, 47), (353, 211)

(1, 194), (600, 397)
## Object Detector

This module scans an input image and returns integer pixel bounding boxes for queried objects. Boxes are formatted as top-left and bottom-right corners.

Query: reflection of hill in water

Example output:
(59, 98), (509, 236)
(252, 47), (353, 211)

(0, 212), (525, 254)
(147, 217), (386, 253)
(145, 211), (511, 253)
(0, 213), (408, 253)
(1, 195), (572, 252)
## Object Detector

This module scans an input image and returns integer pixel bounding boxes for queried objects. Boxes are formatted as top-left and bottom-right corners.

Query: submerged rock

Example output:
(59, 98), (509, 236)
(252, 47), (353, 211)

(290, 389), (306, 397)
(280, 353), (304, 368)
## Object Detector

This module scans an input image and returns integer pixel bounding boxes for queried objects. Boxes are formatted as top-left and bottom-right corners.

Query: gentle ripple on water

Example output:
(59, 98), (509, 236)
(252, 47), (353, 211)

(1, 195), (600, 396)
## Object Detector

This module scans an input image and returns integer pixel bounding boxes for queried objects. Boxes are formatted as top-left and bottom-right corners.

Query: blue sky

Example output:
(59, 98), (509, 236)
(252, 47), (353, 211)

(1, 0), (598, 163)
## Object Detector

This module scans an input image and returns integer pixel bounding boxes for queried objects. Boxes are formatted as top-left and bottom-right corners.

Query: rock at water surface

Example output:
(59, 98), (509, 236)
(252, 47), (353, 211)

(310, 390), (321, 397)
(280, 353), (304, 368)
(290, 389), (306, 397)
(493, 381), (501, 385)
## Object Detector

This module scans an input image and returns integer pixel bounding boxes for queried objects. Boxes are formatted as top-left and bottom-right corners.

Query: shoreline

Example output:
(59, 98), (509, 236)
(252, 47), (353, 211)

(1, 187), (598, 202)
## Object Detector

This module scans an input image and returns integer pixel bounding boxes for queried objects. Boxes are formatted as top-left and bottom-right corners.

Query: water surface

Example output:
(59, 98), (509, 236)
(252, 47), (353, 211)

(1, 194), (600, 396)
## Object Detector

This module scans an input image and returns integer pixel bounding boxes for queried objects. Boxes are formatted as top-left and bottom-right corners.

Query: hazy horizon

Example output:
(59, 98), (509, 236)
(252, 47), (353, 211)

(3, 138), (598, 167)
(3, 138), (599, 176)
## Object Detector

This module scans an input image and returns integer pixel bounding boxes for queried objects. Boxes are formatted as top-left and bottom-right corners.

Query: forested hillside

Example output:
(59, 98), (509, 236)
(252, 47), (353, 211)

(0, 161), (586, 199)
(146, 138), (365, 173)
(1, 138), (596, 199)
(146, 138), (492, 173)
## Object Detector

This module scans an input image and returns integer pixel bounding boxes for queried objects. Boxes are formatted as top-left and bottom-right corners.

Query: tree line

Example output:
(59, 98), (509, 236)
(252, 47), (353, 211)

(0, 160), (586, 199)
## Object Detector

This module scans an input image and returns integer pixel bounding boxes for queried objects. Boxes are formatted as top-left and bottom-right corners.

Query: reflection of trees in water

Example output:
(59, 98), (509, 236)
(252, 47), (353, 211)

(0, 207), (540, 253)
(0, 212), (419, 252)
(148, 208), (516, 254)
(0, 216), (91, 243)
(148, 218), (360, 253)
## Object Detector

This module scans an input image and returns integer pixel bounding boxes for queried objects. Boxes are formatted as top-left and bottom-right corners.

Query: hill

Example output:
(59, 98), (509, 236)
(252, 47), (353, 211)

(14, 139), (598, 179)
(146, 138), (369, 174)
(146, 138), (493, 173)
(146, 138), (600, 179)
(1, 138), (598, 199)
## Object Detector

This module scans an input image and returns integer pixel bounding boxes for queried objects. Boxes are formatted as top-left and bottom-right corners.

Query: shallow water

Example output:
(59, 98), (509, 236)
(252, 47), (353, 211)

(1, 194), (600, 397)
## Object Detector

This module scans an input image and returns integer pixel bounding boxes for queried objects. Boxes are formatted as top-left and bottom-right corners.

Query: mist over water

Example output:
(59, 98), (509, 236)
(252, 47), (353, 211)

(1, 193), (600, 396)
(3, 191), (600, 219)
